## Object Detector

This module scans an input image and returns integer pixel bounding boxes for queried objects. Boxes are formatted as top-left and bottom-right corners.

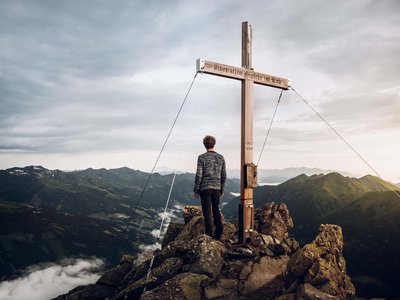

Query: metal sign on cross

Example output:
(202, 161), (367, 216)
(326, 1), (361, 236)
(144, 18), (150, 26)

(196, 21), (290, 244)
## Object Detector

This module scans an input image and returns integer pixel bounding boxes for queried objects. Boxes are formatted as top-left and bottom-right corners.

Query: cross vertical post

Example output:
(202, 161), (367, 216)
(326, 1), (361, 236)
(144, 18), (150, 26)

(196, 21), (290, 245)
(239, 21), (254, 244)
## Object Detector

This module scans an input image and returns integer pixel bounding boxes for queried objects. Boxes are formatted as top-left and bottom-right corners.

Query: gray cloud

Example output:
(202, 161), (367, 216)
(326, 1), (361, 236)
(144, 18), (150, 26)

(0, 0), (399, 179)
(0, 257), (104, 300)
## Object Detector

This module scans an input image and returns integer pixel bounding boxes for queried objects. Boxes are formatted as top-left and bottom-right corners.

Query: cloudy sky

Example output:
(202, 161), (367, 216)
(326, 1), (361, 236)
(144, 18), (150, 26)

(1, 0), (399, 181)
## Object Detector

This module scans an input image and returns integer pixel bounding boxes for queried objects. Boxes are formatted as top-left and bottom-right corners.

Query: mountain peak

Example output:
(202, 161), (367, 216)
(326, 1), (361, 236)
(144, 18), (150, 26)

(55, 204), (355, 299)
(4, 165), (51, 177)
(325, 171), (344, 178)
(285, 173), (310, 184)
(357, 174), (399, 192)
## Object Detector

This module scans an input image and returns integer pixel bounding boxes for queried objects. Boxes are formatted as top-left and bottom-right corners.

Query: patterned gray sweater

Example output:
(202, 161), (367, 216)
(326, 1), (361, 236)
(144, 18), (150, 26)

(194, 151), (226, 193)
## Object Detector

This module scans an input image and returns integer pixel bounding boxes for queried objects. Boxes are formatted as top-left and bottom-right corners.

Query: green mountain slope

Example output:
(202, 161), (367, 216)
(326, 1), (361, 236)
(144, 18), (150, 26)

(0, 201), (155, 280)
(314, 191), (400, 297)
(0, 166), (239, 214)
(223, 173), (400, 298)
(0, 166), (239, 280)
(223, 172), (398, 230)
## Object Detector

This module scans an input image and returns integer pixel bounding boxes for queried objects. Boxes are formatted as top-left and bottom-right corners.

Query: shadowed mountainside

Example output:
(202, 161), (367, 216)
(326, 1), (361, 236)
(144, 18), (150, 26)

(312, 190), (400, 297)
(0, 201), (149, 280)
(2, 167), (398, 297)
(223, 172), (398, 228)
(0, 166), (239, 215)
(223, 172), (400, 298)
(0, 166), (239, 280)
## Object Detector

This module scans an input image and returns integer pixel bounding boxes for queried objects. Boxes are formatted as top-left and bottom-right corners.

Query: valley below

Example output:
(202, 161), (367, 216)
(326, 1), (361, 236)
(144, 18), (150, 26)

(1, 166), (399, 298)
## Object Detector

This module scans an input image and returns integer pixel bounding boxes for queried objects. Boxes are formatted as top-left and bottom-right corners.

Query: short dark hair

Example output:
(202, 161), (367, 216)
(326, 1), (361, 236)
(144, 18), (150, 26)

(203, 135), (216, 149)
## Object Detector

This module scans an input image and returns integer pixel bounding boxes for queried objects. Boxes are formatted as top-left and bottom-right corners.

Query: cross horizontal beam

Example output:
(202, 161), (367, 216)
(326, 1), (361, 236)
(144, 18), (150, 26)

(196, 58), (290, 90)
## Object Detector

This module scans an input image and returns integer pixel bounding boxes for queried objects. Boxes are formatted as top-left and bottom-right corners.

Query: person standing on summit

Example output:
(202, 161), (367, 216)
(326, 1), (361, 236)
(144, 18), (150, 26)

(194, 135), (226, 240)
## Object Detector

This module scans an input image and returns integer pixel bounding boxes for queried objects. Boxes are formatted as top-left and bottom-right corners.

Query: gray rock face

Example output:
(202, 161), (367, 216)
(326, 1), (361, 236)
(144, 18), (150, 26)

(182, 205), (203, 223)
(177, 206), (236, 243)
(296, 283), (337, 299)
(203, 278), (239, 299)
(254, 202), (294, 241)
(161, 222), (185, 248)
(242, 255), (289, 297)
(187, 234), (226, 278)
(154, 239), (191, 266)
(54, 203), (356, 300)
(96, 263), (132, 288)
(53, 284), (116, 300)
(176, 215), (205, 241)
(117, 257), (184, 299)
(141, 273), (210, 300)
(286, 224), (355, 300)
(248, 231), (299, 258)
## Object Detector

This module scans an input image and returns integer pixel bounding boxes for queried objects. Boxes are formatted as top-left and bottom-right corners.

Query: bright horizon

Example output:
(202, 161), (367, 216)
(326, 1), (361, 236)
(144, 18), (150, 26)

(1, 1), (399, 182)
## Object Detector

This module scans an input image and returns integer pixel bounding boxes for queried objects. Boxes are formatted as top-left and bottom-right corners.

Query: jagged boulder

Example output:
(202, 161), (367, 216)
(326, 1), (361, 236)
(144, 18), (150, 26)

(155, 234), (226, 279)
(173, 206), (236, 243)
(203, 278), (239, 299)
(182, 205), (203, 223)
(205, 255), (289, 299)
(277, 283), (338, 300)
(153, 239), (191, 266)
(285, 224), (355, 299)
(254, 202), (293, 241)
(96, 262), (132, 288)
(229, 201), (299, 259)
(176, 215), (205, 241)
(242, 255), (289, 297)
(162, 222), (184, 248)
(117, 257), (184, 299)
(187, 234), (226, 278)
(122, 259), (152, 288)
(54, 204), (357, 300)
(250, 232), (299, 258)
(141, 273), (210, 300)
(297, 283), (337, 299)
(52, 284), (116, 300)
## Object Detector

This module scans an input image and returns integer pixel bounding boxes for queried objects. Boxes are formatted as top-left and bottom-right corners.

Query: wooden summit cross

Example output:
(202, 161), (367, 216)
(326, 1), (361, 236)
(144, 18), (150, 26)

(196, 22), (290, 244)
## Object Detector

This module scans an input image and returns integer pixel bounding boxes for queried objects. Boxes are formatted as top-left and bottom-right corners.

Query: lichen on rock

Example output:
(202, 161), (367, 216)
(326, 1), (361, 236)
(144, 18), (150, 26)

(53, 203), (356, 300)
(285, 224), (355, 299)
(254, 202), (294, 242)
(187, 234), (226, 278)
(141, 273), (210, 300)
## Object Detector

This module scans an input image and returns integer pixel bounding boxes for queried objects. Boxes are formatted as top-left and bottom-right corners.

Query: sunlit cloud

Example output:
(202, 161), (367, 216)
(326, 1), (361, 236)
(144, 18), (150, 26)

(0, 258), (104, 300)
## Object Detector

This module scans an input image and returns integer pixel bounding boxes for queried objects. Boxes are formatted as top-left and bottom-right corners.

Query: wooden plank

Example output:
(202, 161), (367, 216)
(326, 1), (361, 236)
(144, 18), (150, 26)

(239, 78), (254, 243)
(245, 69), (290, 90)
(239, 21), (254, 244)
(197, 59), (290, 90)
(198, 59), (244, 81)
(242, 21), (252, 69)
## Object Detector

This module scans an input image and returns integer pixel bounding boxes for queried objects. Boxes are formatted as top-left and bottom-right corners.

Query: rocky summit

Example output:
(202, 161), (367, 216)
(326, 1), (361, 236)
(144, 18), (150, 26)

(54, 202), (355, 300)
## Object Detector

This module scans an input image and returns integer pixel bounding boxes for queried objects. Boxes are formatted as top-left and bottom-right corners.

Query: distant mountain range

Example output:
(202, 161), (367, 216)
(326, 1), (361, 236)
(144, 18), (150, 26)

(0, 166), (239, 216)
(0, 165), (240, 280)
(227, 167), (356, 183)
(223, 172), (400, 298)
(156, 166), (356, 182)
(2, 166), (399, 297)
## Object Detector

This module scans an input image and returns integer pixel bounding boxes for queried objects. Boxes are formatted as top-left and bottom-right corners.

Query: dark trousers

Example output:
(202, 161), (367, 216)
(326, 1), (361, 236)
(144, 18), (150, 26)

(200, 189), (223, 238)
